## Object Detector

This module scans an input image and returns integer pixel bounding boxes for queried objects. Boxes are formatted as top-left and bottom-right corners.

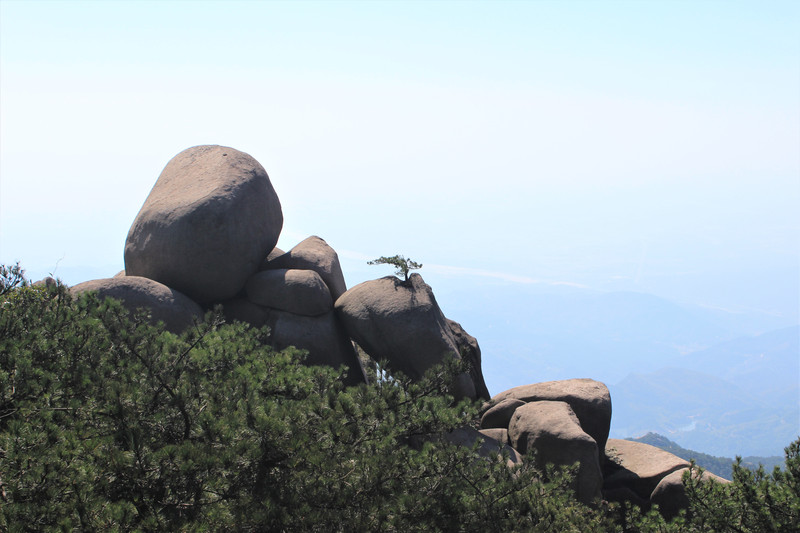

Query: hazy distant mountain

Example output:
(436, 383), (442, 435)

(610, 365), (797, 457)
(609, 327), (798, 457)
(690, 326), (799, 407)
(428, 282), (798, 457)
(626, 432), (784, 480)
(432, 283), (795, 392)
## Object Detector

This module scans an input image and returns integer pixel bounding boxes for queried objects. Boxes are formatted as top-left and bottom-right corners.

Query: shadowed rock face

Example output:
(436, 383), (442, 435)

(334, 273), (479, 400)
(70, 276), (202, 334)
(124, 145), (283, 304)
(446, 318), (491, 400)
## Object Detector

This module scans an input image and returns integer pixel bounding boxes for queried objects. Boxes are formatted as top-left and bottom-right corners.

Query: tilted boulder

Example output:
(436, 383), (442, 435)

(603, 439), (690, 501)
(245, 269), (332, 317)
(508, 400), (603, 504)
(266, 309), (365, 387)
(492, 378), (611, 455)
(650, 467), (730, 520)
(70, 276), (202, 334)
(263, 236), (347, 300)
(125, 145), (283, 304)
(334, 273), (477, 399)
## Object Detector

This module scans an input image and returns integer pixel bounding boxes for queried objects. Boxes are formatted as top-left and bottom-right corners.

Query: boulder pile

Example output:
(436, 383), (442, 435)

(67, 145), (726, 518)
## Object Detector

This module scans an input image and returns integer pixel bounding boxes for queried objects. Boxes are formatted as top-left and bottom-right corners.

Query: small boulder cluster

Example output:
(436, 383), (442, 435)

(68, 145), (726, 518)
(479, 379), (729, 515)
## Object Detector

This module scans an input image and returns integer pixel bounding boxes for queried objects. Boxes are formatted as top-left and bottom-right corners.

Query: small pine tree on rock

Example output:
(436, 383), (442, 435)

(367, 255), (422, 282)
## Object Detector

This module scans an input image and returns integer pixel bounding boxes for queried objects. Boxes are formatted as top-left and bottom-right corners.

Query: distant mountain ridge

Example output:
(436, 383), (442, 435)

(428, 282), (798, 458)
(610, 326), (799, 457)
(627, 432), (784, 480)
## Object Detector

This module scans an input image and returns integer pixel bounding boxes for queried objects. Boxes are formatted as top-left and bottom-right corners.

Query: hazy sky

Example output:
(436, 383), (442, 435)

(1, 0), (798, 322)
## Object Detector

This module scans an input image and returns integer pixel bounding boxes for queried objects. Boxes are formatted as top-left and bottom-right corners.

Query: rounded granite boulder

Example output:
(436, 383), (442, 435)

(70, 276), (202, 334)
(124, 145), (283, 304)
(245, 268), (332, 317)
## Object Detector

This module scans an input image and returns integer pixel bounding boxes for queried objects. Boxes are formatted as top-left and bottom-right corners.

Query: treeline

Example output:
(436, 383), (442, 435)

(1, 264), (798, 531)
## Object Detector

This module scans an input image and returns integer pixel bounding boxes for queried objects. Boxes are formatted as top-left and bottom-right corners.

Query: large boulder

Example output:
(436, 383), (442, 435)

(334, 274), (476, 399)
(603, 439), (690, 500)
(245, 269), (332, 317)
(263, 236), (347, 300)
(650, 467), (730, 520)
(492, 379), (611, 454)
(266, 309), (366, 387)
(508, 400), (603, 504)
(124, 145), (283, 304)
(70, 276), (202, 334)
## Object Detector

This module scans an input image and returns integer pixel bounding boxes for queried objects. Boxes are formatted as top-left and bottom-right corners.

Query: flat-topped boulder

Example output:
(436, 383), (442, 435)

(125, 145), (283, 304)
(70, 276), (202, 334)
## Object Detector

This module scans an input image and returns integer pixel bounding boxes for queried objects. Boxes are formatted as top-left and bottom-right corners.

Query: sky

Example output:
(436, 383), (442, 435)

(1, 0), (798, 325)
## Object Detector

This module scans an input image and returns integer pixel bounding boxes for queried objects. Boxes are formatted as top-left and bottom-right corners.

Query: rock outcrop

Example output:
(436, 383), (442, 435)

(124, 145), (283, 304)
(63, 144), (723, 518)
(334, 273), (482, 400)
